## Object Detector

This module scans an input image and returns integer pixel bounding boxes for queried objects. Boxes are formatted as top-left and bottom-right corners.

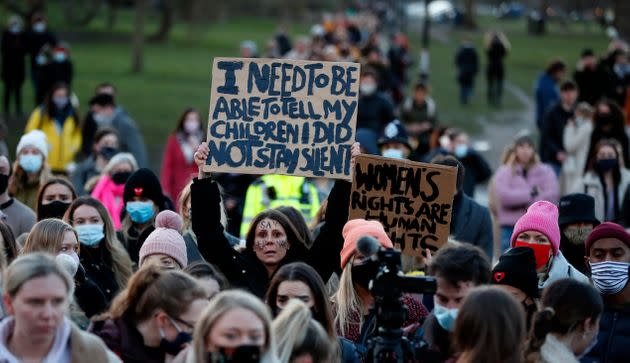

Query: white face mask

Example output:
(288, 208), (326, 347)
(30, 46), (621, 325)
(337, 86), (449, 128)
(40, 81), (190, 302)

(590, 261), (630, 295)
(184, 119), (200, 134)
(360, 83), (377, 96)
(382, 148), (405, 159)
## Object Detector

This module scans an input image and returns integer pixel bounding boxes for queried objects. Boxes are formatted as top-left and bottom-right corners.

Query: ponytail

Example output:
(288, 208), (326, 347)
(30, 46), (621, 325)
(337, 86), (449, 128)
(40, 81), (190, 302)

(104, 264), (163, 320)
(524, 307), (555, 363)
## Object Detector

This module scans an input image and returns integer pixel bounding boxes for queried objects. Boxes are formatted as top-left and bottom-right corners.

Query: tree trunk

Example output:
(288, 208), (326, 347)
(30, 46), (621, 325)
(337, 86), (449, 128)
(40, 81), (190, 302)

(148, 0), (174, 43)
(131, 0), (148, 73)
(462, 0), (477, 29)
(615, 0), (630, 41)
(107, 0), (120, 30)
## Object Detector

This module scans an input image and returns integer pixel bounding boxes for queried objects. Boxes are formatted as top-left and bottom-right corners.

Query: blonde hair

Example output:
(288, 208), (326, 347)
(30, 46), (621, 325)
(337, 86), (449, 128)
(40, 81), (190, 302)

(4, 252), (74, 298)
(190, 290), (278, 363)
(64, 197), (133, 289)
(22, 219), (78, 255)
(273, 300), (334, 363)
(332, 260), (363, 338)
(179, 181), (228, 235)
(103, 152), (138, 176)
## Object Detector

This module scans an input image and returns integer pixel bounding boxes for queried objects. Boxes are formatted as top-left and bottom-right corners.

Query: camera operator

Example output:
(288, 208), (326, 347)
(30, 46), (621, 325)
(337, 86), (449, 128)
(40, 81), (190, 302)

(419, 244), (491, 362)
(332, 219), (429, 347)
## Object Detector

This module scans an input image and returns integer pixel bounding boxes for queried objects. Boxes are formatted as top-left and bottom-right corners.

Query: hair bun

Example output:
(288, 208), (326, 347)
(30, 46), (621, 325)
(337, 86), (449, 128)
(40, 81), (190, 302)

(154, 210), (183, 232)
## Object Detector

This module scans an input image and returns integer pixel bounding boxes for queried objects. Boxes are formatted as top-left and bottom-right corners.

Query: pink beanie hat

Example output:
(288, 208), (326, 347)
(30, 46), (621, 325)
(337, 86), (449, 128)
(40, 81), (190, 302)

(511, 201), (561, 255)
(340, 219), (393, 268)
(139, 210), (188, 268)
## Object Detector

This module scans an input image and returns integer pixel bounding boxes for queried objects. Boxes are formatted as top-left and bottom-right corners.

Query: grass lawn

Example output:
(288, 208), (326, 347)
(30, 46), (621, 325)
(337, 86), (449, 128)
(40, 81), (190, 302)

(2, 4), (610, 169)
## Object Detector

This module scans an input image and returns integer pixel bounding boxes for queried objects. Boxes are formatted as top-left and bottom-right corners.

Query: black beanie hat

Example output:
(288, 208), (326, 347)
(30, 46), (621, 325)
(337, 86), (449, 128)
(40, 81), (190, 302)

(492, 247), (539, 298)
(123, 168), (165, 207)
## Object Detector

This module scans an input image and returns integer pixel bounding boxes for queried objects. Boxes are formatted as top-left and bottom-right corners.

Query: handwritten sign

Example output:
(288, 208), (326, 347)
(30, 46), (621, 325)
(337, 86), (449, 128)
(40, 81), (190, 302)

(204, 57), (360, 180)
(348, 155), (458, 256)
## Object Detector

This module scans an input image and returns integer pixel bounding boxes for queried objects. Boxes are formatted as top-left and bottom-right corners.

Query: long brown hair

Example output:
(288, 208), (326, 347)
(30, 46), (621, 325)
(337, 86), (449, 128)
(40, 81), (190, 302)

(453, 286), (525, 363)
(173, 107), (201, 134)
(64, 197), (133, 289)
(0, 220), (19, 266)
(35, 177), (77, 220)
(245, 209), (308, 263)
(22, 218), (78, 255)
(524, 279), (603, 363)
(99, 264), (207, 322)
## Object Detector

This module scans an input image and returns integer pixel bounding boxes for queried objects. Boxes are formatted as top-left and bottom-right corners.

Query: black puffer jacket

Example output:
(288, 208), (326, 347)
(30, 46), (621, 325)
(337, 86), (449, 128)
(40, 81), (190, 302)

(582, 304), (630, 363)
(191, 177), (349, 298)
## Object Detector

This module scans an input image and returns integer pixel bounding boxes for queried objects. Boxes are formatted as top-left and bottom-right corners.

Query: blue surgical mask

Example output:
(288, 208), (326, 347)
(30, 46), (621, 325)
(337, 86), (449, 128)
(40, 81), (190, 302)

(75, 224), (104, 247)
(19, 154), (42, 173)
(52, 96), (68, 110)
(382, 148), (405, 159)
(35, 54), (47, 65)
(32, 22), (46, 33)
(126, 201), (155, 224)
(454, 144), (469, 158)
(8, 24), (21, 34)
(577, 332), (599, 359)
(53, 52), (67, 63)
(433, 303), (458, 332)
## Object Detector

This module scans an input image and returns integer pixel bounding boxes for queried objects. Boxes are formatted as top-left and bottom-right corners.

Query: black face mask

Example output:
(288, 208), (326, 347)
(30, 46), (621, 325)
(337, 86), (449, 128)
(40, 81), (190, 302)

(351, 260), (379, 289)
(159, 331), (192, 356)
(111, 171), (131, 185)
(206, 345), (261, 363)
(0, 174), (8, 194)
(39, 200), (71, 220)
(99, 146), (118, 160)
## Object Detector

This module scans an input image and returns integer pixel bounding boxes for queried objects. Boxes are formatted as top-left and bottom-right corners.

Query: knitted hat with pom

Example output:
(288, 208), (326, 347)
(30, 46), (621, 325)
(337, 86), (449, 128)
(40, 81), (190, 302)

(17, 130), (48, 157)
(139, 210), (187, 268)
(340, 219), (393, 268)
(511, 201), (561, 255)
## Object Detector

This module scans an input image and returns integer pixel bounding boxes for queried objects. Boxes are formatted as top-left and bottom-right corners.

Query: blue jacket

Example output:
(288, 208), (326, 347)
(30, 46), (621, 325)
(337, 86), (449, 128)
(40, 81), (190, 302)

(535, 73), (560, 128)
(582, 304), (630, 363)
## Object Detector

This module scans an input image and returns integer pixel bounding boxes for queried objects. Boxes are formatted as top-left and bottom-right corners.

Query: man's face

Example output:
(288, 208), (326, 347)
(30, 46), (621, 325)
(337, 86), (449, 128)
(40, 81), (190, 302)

(561, 89), (578, 107)
(588, 238), (630, 264)
(434, 277), (475, 310)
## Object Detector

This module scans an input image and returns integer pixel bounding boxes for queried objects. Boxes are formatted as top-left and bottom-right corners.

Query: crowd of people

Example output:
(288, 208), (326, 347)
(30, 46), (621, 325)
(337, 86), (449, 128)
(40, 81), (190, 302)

(0, 5), (629, 363)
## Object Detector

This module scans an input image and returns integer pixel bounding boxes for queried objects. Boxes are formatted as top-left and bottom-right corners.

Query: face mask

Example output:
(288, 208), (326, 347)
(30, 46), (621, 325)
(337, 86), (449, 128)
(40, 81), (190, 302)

(0, 174), (8, 194)
(99, 146), (118, 160)
(8, 24), (21, 33)
(360, 83), (377, 96)
(52, 96), (68, 110)
(53, 52), (67, 62)
(596, 158), (617, 173)
(40, 200), (71, 220)
(159, 318), (192, 356)
(35, 54), (47, 65)
(351, 260), (379, 289)
(513, 240), (552, 270)
(577, 332), (599, 359)
(126, 201), (155, 224)
(575, 116), (589, 126)
(590, 261), (630, 295)
(454, 144), (469, 158)
(111, 171), (131, 185)
(93, 112), (113, 126)
(433, 303), (458, 332)
(563, 225), (593, 245)
(19, 154), (42, 173)
(32, 22), (46, 33)
(184, 119), (200, 134)
(207, 345), (262, 363)
(75, 224), (104, 247)
(382, 148), (405, 159)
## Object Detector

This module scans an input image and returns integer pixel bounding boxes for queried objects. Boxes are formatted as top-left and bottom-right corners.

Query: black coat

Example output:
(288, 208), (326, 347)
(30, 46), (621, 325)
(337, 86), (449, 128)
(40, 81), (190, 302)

(540, 102), (573, 166)
(455, 45), (479, 86)
(458, 150), (492, 197)
(419, 314), (452, 363)
(23, 29), (56, 69)
(582, 304), (630, 363)
(191, 177), (350, 298)
(80, 242), (120, 306)
(1, 30), (26, 84)
(450, 193), (494, 259)
(486, 41), (506, 80)
(357, 94), (395, 132)
(574, 68), (606, 105)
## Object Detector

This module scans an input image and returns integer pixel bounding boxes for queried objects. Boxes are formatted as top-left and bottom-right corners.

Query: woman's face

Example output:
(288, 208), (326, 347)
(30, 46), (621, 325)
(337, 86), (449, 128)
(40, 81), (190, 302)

(253, 218), (289, 267)
(111, 161), (133, 174)
(515, 143), (534, 165)
(60, 230), (79, 256)
(41, 183), (73, 205)
(276, 280), (315, 309)
(205, 307), (265, 352)
(596, 145), (617, 161)
(4, 275), (68, 342)
(158, 298), (209, 345)
(52, 87), (68, 99)
(72, 205), (103, 226)
(19, 146), (42, 158)
(143, 254), (180, 270)
(198, 277), (221, 299)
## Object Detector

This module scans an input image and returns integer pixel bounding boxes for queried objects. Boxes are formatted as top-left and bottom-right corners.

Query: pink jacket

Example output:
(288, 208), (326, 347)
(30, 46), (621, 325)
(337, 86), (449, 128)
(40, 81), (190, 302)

(91, 175), (125, 230)
(494, 163), (559, 227)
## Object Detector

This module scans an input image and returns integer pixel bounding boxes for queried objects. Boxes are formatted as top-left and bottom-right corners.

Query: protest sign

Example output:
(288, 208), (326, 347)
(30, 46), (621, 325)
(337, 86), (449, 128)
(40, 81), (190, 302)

(204, 57), (360, 180)
(348, 155), (458, 256)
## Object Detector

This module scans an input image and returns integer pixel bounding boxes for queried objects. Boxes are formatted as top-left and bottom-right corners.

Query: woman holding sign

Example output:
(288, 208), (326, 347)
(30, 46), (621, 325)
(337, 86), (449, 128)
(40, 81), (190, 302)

(191, 142), (359, 298)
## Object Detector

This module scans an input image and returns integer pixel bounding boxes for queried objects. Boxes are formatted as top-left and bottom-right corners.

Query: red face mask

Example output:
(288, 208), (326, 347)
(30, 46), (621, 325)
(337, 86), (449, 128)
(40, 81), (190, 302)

(513, 240), (552, 269)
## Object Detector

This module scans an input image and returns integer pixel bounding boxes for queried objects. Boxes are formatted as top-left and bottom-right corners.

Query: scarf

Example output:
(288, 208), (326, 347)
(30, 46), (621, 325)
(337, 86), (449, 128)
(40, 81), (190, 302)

(91, 175), (125, 229)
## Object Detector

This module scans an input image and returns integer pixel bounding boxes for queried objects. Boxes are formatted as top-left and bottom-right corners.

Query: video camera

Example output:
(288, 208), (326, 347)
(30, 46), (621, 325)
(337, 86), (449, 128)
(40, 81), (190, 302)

(357, 236), (437, 363)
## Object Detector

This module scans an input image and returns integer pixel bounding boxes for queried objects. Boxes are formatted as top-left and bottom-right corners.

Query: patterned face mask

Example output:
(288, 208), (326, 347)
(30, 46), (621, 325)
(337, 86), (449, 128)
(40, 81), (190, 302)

(590, 261), (630, 295)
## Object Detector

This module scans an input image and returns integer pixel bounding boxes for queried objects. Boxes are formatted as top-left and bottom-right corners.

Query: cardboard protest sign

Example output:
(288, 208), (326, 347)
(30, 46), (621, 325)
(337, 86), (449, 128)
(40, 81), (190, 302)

(348, 155), (458, 256)
(204, 57), (360, 180)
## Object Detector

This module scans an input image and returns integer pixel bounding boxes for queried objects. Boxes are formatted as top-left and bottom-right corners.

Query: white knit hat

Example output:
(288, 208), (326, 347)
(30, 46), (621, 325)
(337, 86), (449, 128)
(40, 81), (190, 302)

(17, 130), (48, 157)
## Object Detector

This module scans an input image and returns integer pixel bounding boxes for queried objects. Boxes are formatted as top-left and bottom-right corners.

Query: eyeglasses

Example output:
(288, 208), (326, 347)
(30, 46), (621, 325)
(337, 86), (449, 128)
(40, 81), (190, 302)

(169, 316), (195, 332)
